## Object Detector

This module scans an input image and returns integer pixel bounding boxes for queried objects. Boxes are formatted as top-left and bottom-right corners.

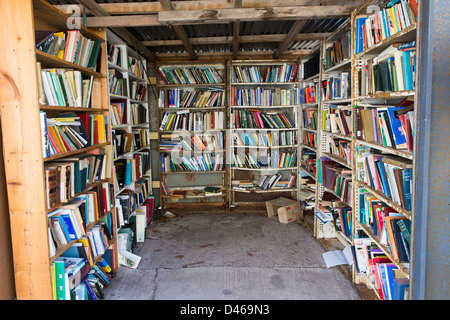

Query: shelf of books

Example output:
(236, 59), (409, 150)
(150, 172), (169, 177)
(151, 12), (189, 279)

(297, 47), (322, 229)
(350, 0), (418, 300)
(156, 62), (227, 211)
(106, 29), (153, 256)
(228, 60), (300, 208)
(314, 20), (354, 242)
(0, 0), (119, 299)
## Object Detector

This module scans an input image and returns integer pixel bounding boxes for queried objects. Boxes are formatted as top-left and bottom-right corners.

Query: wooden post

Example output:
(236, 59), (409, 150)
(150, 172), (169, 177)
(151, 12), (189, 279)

(0, 0), (53, 299)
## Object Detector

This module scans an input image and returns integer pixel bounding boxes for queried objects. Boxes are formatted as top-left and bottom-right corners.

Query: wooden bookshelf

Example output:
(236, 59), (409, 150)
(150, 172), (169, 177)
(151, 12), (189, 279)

(156, 62), (227, 211)
(229, 60), (300, 208)
(0, 0), (118, 300)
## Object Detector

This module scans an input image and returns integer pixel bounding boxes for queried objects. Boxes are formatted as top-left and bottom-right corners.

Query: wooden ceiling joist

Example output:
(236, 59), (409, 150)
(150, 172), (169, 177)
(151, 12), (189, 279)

(55, 1), (364, 16)
(84, 5), (354, 28)
(141, 33), (333, 47)
(159, 0), (196, 59)
(75, 0), (156, 61)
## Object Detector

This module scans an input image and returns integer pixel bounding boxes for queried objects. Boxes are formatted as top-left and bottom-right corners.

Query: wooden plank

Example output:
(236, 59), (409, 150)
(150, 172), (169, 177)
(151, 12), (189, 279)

(54, 1), (365, 15)
(142, 33), (333, 46)
(75, 0), (156, 61)
(86, 14), (159, 28)
(158, 5), (353, 25)
(0, 0), (52, 300)
(159, 0), (196, 59)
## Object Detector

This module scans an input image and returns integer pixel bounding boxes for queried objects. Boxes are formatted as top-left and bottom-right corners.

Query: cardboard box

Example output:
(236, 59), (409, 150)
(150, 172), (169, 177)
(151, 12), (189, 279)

(265, 197), (303, 224)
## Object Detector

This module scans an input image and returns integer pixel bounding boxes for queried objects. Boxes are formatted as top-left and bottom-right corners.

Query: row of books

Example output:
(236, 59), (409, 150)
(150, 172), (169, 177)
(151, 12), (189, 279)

(40, 112), (109, 158)
(232, 130), (297, 148)
(357, 192), (411, 264)
(158, 66), (224, 85)
(231, 63), (298, 83)
(35, 30), (102, 71)
(37, 64), (93, 108)
(160, 153), (224, 172)
(356, 148), (413, 211)
(109, 69), (128, 97)
(131, 81), (147, 101)
(128, 56), (146, 79)
(323, 30), (351, 70)
(323, 105), (352, 137)
(303, 109), (318, 130)
(319, 157), (353, 205)
(158, 88), (225, 109)
(107, 43), (123, 67)
(328, 138), (351, 165)
(354, 237), (410, 300)
(161, 183), (222, 198)
(355, 99), (414, 151)
(232, 149), (297, 169)
(303, 131), (317, 148)
(159, 132), (224, 153)
(114, 151), (150, 187)
(299, 83), (319, 104)
(322, 72), (351, 101)
(232, 174), (296, 191)
(112, 130), (149, 158)
(45, 150), (111, 210)
(51, 237), (115, 299)
(159, 110), (225, 131)
(358, 43), (416, 96)
(334, 206), (353, 238)
(300, 150), (316, 175)
(232, 110), (295, 129)
(111, 102), (148, 126)
(230, 87), (300, 106)
(355, 0), (418, 54)
(48, 185), (114, 254)
(116, 190), (136, 225)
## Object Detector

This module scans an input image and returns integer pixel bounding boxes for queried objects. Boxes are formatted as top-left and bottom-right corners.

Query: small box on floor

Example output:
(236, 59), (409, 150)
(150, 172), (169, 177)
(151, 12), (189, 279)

(265, 197), (303, 224)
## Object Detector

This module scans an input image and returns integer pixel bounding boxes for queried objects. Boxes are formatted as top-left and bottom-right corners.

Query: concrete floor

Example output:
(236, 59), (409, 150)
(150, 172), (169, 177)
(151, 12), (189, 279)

(104, 211), (366, 300)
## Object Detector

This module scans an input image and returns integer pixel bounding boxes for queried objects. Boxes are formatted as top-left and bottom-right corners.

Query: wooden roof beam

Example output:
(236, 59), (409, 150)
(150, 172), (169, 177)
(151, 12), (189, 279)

(158, 5), (354, 25)
(141, 33), (333, 47)
(272, 0), (321, 59)
(74, 0), (156, 61)
(233, 0), (242, 60)
(54, 1), (364, 15)
(159, 0), (196, 59)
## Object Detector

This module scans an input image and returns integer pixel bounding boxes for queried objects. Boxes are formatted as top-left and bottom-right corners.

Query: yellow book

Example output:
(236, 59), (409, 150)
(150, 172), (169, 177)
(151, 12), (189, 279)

(77, 237), (94, 266)
(51, 263), (57, 300)
(388, 8), (398, 34)
(93, 114), (106, 143)
(165, 113), (176, 130)
(54, 32), (66, 60)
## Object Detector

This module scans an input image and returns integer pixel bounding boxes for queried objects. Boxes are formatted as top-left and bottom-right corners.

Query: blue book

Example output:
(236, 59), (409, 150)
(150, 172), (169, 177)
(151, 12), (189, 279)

(355, 17), (367, 54)
(402, 50), (414, 90)
(386, 107), (408, 149)
(61, 213), (79, 240)
(393, 277), (409, 300)
(125, 161), (132, 185)
(402, 168), (412, 211)
(381, 263), (397, 300)
(376, 159), (391, 198)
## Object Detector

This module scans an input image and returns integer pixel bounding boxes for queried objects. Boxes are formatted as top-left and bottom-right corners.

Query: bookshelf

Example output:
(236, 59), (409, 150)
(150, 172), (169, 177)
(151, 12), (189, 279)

(315, 19), (353, 243)
(350, 0), (418, 299)
(156, 62), (227, 211)
(106, 29), (153, 248)
(0, 0), (118, 299)
(298, 48), (321, 225)
(229, 60), (300, 208)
